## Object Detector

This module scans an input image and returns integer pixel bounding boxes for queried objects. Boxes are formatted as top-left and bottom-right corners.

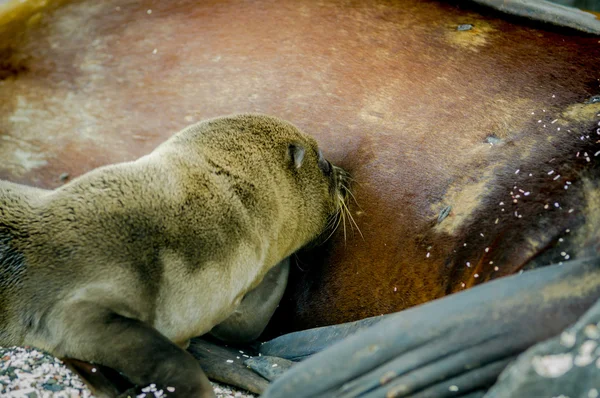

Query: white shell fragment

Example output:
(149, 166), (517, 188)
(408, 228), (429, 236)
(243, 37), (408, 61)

(531, 354), (573, 378)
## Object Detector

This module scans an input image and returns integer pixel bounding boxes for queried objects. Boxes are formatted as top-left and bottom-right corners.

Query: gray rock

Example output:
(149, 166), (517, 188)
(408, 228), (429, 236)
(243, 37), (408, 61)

(485, 298), (600, 398)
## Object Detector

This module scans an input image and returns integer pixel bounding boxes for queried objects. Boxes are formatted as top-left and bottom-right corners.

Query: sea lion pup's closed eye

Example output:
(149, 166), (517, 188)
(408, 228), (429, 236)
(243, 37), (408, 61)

(0, 114), (349, 397)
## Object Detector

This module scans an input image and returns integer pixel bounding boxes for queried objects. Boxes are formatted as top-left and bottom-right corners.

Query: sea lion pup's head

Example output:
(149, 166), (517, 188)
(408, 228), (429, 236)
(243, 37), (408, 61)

(159, 113), (350, 259)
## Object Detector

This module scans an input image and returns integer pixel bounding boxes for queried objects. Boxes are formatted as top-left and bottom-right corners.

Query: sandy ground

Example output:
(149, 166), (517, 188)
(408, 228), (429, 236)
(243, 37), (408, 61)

(0, 346), (256, 398)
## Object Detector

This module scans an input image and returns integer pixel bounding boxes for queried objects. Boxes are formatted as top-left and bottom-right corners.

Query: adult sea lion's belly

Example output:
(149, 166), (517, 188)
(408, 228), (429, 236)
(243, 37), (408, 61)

(1, 0), (599, 334)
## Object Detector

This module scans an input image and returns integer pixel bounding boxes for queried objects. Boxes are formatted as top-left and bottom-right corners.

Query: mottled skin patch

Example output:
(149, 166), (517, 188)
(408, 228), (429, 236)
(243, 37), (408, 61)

(432, 169), (495, 235)
(445, 18), (496, 51)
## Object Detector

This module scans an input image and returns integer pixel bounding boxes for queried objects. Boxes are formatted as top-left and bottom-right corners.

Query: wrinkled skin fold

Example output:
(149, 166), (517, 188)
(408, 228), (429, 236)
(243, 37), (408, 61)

(261, 258), (600, 397)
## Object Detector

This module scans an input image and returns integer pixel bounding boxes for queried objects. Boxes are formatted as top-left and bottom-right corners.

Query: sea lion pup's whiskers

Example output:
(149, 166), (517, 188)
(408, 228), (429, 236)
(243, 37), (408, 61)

(313, 166), (361, 245)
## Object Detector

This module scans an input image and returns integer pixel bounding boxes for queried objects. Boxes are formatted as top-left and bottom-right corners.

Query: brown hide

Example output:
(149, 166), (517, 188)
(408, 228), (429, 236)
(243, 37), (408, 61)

(0, 0), (599, 334)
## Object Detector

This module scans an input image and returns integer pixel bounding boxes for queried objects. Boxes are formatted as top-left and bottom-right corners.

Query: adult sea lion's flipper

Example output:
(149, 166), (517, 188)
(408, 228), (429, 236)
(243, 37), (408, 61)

(261, 258), (600, 398)
(471, 0), (600, 34)
(259, 316), (385, 361)
(187, 338), (269, 395)
(485, 296), (600, 397)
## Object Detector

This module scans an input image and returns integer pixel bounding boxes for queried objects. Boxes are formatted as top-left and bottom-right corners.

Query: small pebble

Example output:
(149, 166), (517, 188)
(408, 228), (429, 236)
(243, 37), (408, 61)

(0, 346), (93, 397)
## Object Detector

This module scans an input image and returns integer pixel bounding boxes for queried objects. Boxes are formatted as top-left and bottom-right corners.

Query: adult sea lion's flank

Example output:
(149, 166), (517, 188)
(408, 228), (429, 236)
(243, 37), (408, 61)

(0, 114), (349, 397)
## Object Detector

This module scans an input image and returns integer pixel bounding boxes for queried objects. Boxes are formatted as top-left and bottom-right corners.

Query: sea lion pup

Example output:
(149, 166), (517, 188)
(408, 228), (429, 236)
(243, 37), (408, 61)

(0, 114), (349, 397)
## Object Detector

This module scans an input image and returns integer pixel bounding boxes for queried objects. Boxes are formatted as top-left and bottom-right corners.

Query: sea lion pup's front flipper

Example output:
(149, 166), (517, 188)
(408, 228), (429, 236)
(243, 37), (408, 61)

(209, 258), (291, 343)
(52, 304), (215, 398)
(61, 358), (132, 398)
(261, 258), (600, 398)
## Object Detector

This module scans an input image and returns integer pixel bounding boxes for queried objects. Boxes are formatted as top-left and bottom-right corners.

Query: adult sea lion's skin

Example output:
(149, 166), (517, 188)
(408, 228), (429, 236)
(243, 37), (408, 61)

(2, 0), (600, 336)
(0, 114), (348, 397)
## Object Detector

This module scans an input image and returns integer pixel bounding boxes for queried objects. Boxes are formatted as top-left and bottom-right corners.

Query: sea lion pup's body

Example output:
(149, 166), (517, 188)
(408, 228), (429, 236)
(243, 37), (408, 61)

(210, 258), (290, 343)
(0, 114), (347, 397)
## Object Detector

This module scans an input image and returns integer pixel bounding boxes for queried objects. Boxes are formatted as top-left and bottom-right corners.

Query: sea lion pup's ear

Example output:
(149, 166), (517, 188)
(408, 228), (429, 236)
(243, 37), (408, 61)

(288, 143), (305, 169)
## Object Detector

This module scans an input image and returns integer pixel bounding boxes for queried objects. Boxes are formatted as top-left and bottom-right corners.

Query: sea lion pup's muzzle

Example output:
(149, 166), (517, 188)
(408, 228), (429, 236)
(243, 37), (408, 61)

(294, 143), (353, 246)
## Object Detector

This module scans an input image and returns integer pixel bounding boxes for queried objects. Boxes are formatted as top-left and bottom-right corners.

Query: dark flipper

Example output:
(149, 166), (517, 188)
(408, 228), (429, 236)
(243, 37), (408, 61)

(485, 296), (600, 397)
(52, 306), (215, 398)
(187, 338), (269, 395)
(243, 356), (294, 381)
(62, 358), (131, 398)
(262, 258), (600, 398)
(259, 316), (384, 361)
(63, 336), (268, 397)
(471, 0), (600, 34)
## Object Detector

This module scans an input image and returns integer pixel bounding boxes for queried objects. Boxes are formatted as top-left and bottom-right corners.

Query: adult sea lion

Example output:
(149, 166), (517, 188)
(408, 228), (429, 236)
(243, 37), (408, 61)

(1, 0), (600, 333)
(2, 0), (600, 395)
(0, 114), (349, 397)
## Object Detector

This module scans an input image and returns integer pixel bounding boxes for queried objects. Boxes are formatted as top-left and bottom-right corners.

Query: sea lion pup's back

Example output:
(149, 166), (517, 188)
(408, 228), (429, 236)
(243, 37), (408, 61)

(0, 113), (347, 397)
